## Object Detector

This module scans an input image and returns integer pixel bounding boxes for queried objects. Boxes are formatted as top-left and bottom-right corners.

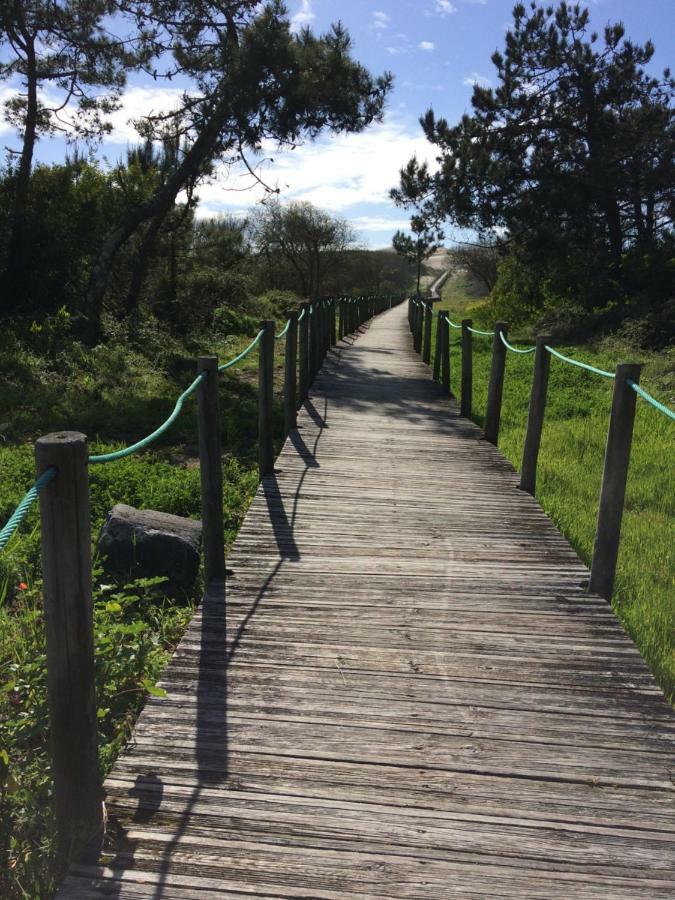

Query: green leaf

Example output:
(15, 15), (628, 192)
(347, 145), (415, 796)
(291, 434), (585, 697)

(142, 680), (167, 698)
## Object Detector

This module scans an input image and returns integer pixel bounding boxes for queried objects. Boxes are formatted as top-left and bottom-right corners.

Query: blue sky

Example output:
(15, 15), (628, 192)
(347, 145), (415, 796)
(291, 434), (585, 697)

(1, 0), (673, 248)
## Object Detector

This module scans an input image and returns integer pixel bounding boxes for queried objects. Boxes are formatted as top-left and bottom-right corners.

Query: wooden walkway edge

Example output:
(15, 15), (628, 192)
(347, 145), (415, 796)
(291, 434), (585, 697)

(60, 302), (675, 898)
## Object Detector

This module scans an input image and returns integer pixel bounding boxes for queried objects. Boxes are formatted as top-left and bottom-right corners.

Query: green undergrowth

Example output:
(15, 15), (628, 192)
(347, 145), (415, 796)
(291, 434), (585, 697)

(0, 313), (288, 897)
(433, 275), (675, 702)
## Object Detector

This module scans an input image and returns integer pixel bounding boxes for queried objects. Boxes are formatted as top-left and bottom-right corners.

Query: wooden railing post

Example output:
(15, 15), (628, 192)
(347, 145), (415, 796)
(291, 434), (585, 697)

(197, 356), (225, 582)
(484, 322), (508, 445)
(461, 319), (473, 419)
(35, 432), (102, 862)
(589, 363), (642, 600)
(258, 319), (275, 478)
(299, 303), (309, 403)
(519, 336), (551, 495)
(433, 311), (442, 381)
(330, 301), (337, 346)
(440, 314), (450, 396)
(423, 302), (432, 365)
(284, 312), (298, 434)
(309, 305), (319, 384)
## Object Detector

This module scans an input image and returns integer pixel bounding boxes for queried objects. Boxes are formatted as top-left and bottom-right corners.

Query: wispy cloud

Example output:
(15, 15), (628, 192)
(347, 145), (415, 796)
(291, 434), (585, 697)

(290, 0), (314, 33)
(419, 41), (436, 52)
(435, 0), (457, 14)
(463, 71), (492, 87)
(372, 10), (391, 30)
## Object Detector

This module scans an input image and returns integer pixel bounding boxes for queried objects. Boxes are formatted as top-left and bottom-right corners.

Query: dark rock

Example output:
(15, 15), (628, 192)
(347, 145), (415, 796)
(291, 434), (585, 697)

(98, 504), (202, 596)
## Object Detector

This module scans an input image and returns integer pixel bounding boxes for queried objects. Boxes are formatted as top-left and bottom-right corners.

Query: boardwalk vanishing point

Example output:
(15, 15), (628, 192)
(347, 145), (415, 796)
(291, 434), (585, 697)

(61, 301), (675, 898)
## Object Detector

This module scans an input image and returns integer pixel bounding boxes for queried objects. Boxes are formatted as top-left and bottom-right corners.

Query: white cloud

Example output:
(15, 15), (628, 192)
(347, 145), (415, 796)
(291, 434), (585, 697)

(419, 41), (436, 51)
(372, 11), (391, 30)
(435, 0), (457, 14)
(290, 0), (315, 32)
(351, 215), (411, 232)
(105, 85), (187, 143)
(194, 115), (434, 216)
(463, 71), (492, 88)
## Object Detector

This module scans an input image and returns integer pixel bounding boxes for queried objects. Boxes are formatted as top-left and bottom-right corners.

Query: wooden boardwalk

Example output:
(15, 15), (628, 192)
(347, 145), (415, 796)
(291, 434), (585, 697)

(61, 303), (675, 898)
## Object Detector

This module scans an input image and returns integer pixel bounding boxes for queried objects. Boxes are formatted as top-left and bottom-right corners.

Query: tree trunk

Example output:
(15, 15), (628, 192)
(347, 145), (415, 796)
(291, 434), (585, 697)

(5, 34), (38, 312)
(85, 100), (226, 336)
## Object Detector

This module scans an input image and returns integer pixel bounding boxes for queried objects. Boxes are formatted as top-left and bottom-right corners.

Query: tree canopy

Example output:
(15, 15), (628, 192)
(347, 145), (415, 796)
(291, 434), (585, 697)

(392, 1), (674, 316)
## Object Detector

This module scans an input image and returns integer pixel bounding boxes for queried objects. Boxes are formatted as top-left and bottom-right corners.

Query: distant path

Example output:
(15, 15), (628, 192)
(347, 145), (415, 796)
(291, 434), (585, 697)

(61, 302), (674, 898)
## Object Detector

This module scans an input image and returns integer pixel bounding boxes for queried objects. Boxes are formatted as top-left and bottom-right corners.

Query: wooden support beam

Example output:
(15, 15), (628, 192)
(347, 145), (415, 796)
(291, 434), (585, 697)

(519, 336), (551, 495)
(35, 432), (102, 863)
(589, 363), (642, 600)
(423, 303), (432, 365)
(433, 310), (442, 381)
(283, 312), (298, 434)
(440, 314), (450, 396)
(258, 319), (275, 478)
(298, 303), (309, 403)
(197, 356), (225, 582)
(484, 322), (508, 445)
(461, 319), (473, 419)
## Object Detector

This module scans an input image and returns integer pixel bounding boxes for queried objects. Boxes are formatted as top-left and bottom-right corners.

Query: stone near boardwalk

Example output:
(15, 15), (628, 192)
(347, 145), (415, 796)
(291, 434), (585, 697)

(98, 503), (202, 596)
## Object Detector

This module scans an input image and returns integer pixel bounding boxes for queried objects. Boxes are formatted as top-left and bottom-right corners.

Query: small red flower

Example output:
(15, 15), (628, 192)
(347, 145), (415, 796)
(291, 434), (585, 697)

(18, 583), (28, 591)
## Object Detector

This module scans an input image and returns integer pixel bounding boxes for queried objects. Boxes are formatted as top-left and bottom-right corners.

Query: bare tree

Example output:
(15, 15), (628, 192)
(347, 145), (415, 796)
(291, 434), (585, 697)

(251, 200), (356, 300)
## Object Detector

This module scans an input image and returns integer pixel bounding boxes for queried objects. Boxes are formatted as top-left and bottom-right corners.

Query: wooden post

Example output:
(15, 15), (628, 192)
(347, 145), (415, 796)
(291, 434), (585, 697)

(423, 303), (432, 365)
(461, 319), (473, 419)
(35, 432), (102, 862)
(433, 311), (442, 381)
(484, 322), (508, 445)
(440, 314), (450, 396)
(284, 312), (298, 434)
(258, 319), (275, 478)
(197, 357), (225, 582)
(299, 304), (309, 403)
(309, 306), (318, 384)
(519, 336), (551, 495)
(330, 302), (337, 346)
(589, 363), (642, 600)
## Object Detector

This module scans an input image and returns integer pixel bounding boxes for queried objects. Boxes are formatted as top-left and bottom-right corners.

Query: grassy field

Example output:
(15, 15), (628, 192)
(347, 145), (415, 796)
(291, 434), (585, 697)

(0, 314), (290, 898)
(434, 271), (675, 701)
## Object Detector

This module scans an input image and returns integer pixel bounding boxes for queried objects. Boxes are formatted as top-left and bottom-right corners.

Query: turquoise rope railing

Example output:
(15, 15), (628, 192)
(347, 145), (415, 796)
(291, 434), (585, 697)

(628, 380), (675, 422)
(219, 330), (263, 371)
(443, 315), (462, 329)
(275, 319), (291, 340)
(89, 373), (206, 464)
(467, 325), (494, 336)
(0, 467), (57, 551)
(545, 345), (614, 379)
(499, 331), (536, 354)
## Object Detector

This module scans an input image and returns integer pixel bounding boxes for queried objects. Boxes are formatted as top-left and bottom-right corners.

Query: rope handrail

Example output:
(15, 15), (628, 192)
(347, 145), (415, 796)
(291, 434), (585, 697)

(297, 307), (306, 322)
(545, 345), (614, 379)
(467, 325), (495, 336)
(219, 329), (264, 371)
(444, 315), (462, 329)
(628, 380), (675, 422)
(0, 467), (57, 552)
(499, 331), (536, 354)
(91, 329), (265, 464)
(275, 319), (291, 340)
(89, 373), (207, 464)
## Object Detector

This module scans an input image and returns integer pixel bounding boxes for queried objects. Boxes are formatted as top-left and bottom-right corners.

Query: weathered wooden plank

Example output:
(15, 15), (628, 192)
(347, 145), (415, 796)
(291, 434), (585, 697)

(58, 301), (674, 899)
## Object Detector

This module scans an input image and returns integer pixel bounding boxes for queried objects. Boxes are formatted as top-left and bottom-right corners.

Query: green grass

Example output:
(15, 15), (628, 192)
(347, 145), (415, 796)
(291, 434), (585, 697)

(0, 314), (290, 898)
(432, 272), (675, 701)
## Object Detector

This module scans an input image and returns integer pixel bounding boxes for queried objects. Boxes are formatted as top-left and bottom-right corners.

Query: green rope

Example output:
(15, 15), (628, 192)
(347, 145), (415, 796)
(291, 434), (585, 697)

(444, 315), (462, 329)
(275, 319), (291, 340)
(467, 325), (494, 336)
(297, 308), (306, 322)
(628, 380), (675, 422)
(89, 373), (206, 464)
(545, 345), (614, 379)
(218, 330), (264, 371)
(0, 467), (57, 552)
(499, 331), (536, 354)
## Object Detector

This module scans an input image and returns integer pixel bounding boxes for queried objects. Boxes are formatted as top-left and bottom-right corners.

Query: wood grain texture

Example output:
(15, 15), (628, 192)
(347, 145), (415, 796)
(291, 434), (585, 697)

(59, 303), (674, 899)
